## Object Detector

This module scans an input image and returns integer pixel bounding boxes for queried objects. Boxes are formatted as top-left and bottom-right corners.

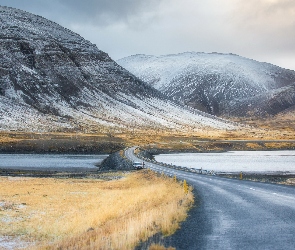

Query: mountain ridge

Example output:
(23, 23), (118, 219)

(118, 52), (295, 117)
(0, 6), (236, 133)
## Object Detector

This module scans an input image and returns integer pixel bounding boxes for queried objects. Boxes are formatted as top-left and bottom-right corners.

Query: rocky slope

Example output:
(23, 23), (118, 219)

(118, 53), (295, 117)
(0, 6), (235, 132)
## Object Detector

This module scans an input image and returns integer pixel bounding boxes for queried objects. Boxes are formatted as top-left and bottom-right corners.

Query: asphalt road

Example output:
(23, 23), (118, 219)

(125, 147), (295, 250)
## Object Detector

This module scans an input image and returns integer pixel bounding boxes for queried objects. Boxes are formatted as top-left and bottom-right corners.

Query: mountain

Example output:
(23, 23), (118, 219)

(0, 6), (235, 133)
(117, 52), (295, 117)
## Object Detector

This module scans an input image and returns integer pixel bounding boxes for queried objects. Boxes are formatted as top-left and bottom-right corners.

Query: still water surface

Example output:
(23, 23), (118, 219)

(155, 151), (295, 173)
(0, 154), (108, 171)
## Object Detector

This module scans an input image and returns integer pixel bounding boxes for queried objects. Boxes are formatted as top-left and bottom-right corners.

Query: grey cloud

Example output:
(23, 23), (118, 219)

(52, 0), (164, 26)
(1, 0), (295, 70)
(0, 0), (164, 26)
(57, 0), (160, 20)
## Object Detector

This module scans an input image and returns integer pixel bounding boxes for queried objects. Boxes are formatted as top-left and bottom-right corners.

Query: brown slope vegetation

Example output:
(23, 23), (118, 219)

(0, 131), (125, 154)
(1, 121), (295, 155)
(228, 113), (295, 139)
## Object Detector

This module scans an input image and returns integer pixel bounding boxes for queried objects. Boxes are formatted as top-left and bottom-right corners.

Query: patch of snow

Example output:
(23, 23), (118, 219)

(21, 65), (36, 75)
(0, 236), (33, 250)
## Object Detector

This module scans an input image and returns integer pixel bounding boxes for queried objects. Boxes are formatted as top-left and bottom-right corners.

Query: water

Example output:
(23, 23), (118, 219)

(0, 154), (108, 171)
(155, 151), (295, 173)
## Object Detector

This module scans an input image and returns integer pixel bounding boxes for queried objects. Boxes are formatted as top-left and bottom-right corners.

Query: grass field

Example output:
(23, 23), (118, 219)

(0, 170), (193, 249)
(1, 115), (295, 154)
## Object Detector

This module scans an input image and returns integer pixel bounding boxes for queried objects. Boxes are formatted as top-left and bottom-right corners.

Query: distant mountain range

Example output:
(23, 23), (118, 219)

(118, 53), (295, 117)
(0, 6), (235, 132)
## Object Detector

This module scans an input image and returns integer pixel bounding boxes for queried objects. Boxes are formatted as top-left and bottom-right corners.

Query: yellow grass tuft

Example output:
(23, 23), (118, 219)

(149, 244), (176, 250)
(245, 143), (264, 150)
(0, 170), (193, 249)
(264, 142), (294, 149)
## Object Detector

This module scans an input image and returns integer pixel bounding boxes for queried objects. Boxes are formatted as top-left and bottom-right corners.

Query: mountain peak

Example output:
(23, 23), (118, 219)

(118, 53), (295, 117)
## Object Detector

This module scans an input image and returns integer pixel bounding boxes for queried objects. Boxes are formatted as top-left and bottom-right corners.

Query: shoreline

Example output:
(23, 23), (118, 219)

(140, 139), (295, 157)
(217, 172), (295, 186)
(142, 147), (295, 157)
(135, 148), (295, 186)
(1, 146), (295, 186)
(1, 168), (295, 185)
(0, 168), (130, 180)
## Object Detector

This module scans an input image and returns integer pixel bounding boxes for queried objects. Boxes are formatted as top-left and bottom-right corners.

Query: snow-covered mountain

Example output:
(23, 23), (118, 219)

(0, 6), (236, 132)
(118, 53), (295, 117)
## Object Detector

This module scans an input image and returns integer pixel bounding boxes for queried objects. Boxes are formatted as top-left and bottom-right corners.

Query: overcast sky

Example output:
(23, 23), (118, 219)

(1, 0), (295, 70)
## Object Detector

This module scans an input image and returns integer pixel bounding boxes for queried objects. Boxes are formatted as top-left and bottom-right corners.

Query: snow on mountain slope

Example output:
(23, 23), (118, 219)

(0, 6), (236, 132)
(118, 52), (295, 117)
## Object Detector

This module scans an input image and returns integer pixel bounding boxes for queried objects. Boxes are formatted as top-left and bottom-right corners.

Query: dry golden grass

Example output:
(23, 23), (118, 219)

(118, 124), (295, 147)
(1, 128), (295, 156)
(0, 135), (19, 143)
(0, 131), (126, 144)
(245, 143), (264, 150)
(264, 142), (294, 149)
(2, 115), (295, 156)
(2, 118), (295, 153)
(0, 170), (193, 249)
(228, 115), (295, 140)
(149, 244), (175, 250)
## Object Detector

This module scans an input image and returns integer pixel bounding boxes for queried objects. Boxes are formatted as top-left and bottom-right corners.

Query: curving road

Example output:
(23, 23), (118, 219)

(125, 147), (295, 250)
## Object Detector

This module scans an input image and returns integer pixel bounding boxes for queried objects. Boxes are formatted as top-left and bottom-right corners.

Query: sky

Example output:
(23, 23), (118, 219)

(1, 0), (295, 70)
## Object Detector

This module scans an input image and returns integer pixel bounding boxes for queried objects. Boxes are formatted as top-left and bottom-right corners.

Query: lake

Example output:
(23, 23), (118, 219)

(155, 151), (295, 174)
(0, 154), (108, 171)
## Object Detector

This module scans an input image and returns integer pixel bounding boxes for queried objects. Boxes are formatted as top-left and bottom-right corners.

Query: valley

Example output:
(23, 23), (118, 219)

(0, 6), (236, 135)
(1, 5), (295, 250)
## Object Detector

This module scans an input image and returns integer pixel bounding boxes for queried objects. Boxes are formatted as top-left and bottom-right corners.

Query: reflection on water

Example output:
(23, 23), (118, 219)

(155, 151), (295, 173)
(0, 154), (108, 171)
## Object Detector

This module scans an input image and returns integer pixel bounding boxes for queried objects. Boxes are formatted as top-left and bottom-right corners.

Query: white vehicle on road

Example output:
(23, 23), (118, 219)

(133, 161), (145, 170)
